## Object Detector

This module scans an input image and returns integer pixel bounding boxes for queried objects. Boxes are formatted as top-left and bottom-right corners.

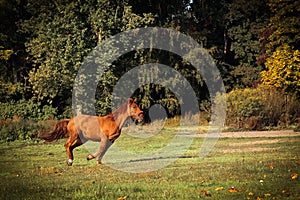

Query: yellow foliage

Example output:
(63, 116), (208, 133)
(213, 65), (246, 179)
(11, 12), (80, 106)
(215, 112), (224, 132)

(261, 44), (300, 94)
(0, 47), (13, 61)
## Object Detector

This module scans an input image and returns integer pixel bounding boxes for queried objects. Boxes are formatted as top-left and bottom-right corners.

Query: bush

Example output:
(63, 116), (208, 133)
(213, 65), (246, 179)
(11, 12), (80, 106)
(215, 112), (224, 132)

(0, 99), (58, 142)
(0, 99), (57, 121)
(226, 88), (264, 129)
(0, 117), (57, 142)
(0, 118), (40, 142)
(225, 86), (300, 130)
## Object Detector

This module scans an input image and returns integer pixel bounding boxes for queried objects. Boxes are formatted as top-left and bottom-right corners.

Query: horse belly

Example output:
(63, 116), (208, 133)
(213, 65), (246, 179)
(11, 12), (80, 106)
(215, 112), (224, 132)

(75, 115), (103, 142)
(80, 126), (103, 142)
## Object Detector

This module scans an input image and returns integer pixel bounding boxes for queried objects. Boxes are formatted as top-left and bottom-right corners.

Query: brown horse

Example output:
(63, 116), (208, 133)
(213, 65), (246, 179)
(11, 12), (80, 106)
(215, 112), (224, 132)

(40, 98), (143, 166)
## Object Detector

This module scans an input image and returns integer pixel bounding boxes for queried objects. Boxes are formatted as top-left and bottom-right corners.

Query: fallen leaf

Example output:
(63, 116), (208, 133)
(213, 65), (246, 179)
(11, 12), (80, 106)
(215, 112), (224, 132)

(248, 192), (254, 196)
(264, 193), (271, 197)
(200, 189), (212, 197)
(291, 173), (298, 180)
(229, 187), (240, 193)
(215, 187), (224, 191)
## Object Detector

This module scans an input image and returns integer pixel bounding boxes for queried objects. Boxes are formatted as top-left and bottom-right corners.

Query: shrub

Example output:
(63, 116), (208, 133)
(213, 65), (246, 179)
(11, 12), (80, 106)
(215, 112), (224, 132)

(0, 118), (57, 142)
(226, 88), (264, 129)
(225, 86), (300, 130)
(0, 99), (58, 142)
(0, 99), (57, 121)
(0, 118), (40, 142)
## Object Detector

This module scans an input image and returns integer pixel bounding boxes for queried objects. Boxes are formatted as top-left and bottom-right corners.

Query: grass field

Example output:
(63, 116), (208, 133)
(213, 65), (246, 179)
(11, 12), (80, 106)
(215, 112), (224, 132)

(0, 127), (299, 200)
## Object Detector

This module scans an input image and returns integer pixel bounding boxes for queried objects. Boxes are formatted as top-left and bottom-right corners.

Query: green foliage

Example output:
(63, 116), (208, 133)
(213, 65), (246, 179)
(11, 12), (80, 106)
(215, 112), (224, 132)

(1, 0), (299, 133)
(225, 0), (269, 88)
(225, 86), (300, 129)
(0, 0), (29, 83)
(226, 88), (264, 129)
(22, 1), (94, 104)
(0, 99), (57, 121)
(0, 81), (27, 102)
(20, 0), (156, 109)
(0, 99), (58, 142)
(225, 0), (269, 65)
(0, 119), (40, 142)
(0, 117), (57, 142)
(264, 0), (300, 54)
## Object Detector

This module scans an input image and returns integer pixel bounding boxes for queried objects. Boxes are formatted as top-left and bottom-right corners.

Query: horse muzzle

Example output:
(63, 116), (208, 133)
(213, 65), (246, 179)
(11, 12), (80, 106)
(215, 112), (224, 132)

(135, 112), (144, 124)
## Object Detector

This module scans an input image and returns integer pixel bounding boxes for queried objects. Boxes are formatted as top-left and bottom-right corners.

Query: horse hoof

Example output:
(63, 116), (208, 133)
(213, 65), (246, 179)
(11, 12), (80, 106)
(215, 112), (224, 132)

(87, 155), (95, 161)
(66, 161), (73, 166)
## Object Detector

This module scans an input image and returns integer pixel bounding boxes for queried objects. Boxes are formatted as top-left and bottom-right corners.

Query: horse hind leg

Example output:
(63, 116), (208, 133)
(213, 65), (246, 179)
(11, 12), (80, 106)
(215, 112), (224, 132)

(65, 138), (83, 166)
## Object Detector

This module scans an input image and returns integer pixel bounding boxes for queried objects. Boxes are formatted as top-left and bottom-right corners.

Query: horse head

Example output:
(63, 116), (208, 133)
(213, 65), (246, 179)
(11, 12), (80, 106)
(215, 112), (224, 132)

(127, 98), (144, 123)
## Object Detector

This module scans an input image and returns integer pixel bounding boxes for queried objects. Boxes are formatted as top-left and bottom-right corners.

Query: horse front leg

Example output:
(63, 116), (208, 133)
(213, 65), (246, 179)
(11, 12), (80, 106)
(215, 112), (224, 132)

(87, 138), (112, 165)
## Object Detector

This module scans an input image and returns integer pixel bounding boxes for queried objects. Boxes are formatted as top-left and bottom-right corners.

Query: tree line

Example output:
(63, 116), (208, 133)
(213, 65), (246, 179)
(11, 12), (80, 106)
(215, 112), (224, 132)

(0, 0), (299, 131)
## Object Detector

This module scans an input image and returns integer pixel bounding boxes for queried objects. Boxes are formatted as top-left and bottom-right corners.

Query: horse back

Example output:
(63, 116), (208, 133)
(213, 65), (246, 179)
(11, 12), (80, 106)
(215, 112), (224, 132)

(70, 115), (120, 142)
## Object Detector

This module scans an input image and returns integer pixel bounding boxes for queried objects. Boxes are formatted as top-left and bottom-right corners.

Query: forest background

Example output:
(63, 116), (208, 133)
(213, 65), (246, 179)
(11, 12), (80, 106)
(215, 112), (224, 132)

(0, 0), (299, 142)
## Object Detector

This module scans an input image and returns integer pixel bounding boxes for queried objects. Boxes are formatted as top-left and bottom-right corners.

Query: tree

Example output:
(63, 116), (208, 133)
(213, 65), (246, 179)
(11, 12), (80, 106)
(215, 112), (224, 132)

(21, 1), (94, 106)
(260, 0), (300, 95)
(0, 0), (31, 102)
(261, 44), (300, 94)
(224, 0), (269, 88)
(0, 0), (29, 84)
(262, 0), (300, 55)
(20, 0), (155, 113)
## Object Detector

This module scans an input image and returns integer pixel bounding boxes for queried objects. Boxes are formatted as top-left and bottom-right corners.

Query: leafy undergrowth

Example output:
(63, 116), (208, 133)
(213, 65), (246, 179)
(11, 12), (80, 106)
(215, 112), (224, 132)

(0, 133), (299, 200)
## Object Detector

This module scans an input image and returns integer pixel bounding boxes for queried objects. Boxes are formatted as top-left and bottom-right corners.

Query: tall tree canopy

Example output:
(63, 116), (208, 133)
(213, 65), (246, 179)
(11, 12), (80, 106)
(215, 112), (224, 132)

(0, 0), (299, 118)
(20, 0), (155, 109)
(224, 0), (269, 88)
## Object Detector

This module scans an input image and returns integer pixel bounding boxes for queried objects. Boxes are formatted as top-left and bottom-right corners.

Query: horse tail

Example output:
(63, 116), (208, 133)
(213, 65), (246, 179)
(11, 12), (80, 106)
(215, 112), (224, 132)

(40, 119), (70, 142)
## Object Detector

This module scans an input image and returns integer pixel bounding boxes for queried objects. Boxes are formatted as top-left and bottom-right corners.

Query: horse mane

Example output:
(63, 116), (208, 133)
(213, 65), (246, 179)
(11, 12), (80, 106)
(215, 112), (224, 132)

(112, 102), (128, 116)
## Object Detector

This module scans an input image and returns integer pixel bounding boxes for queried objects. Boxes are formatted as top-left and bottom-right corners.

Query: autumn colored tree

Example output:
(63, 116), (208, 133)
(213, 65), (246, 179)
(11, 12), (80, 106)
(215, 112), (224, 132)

(260, 0), (300, 95)
(262, 0), (300, 55)
(261, 44), (300, 94)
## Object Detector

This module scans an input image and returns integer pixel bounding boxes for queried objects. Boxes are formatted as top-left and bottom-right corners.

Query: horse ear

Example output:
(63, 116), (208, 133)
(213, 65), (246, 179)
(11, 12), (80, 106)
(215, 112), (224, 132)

(128, 98), (133, 104)
(133, 98), (137, 103)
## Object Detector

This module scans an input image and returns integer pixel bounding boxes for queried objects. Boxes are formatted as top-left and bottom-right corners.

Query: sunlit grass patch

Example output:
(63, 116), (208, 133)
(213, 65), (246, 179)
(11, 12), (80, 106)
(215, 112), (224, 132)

(0, 131), (299, 199)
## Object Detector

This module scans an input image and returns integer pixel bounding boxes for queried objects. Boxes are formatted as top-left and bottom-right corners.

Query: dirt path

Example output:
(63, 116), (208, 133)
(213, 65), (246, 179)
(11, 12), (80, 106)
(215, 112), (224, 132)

(196, 130), (300, 138)
(211, 130), (299, 153)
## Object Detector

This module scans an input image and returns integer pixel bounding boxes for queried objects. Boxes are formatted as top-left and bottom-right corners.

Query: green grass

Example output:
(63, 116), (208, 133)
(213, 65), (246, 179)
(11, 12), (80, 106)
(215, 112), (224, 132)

(0, 129), (299, 200)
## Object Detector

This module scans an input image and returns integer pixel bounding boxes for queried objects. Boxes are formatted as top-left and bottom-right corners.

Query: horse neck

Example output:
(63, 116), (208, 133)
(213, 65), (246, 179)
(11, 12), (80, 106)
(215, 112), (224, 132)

(111, 102), (129, 129)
